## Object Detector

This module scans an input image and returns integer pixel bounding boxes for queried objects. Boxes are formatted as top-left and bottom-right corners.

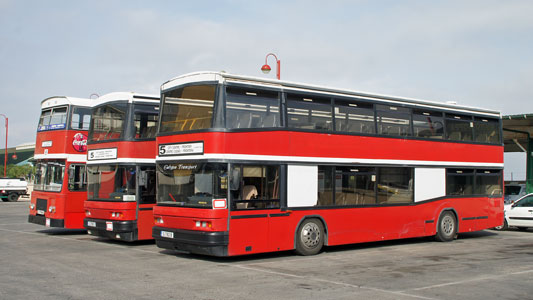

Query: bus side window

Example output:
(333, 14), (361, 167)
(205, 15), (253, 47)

(231, 165), (280, 210)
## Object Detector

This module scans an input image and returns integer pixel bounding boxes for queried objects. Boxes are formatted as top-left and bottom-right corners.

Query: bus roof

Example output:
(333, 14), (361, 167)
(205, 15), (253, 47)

(41, 96), (93, 109)
(161, 71), (500, 118)
(90, 92), (159, 107)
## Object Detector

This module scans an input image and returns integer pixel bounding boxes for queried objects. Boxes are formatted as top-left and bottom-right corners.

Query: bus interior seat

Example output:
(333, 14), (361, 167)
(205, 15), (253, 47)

(262, 114), (278, 128)
(238, 112), (252, 128)
(236, 185), (258, 209)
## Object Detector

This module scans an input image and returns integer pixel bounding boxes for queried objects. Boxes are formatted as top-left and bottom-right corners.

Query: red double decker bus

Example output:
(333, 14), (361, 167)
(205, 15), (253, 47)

(28, 96), (92, 229)
(84, 92), (159, 241)
(153, 72), (503, 256)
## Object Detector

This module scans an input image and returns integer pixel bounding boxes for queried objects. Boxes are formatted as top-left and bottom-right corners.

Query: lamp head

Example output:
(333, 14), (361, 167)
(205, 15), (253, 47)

(261, 64), (271, 74)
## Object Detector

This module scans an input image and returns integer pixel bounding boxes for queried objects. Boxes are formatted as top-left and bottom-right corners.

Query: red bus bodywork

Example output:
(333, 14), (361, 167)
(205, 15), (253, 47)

(153, 131), (503, 256)
(152, 72), (504, 257)
(83, 93), (159, 242)
(28, 98), (91, 229)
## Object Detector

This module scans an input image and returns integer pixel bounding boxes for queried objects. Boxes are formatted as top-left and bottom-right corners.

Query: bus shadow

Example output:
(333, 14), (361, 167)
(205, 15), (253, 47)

(86, 237), (156, 246)
(159, 230), (500, 263)
(38, 228), (87, 235)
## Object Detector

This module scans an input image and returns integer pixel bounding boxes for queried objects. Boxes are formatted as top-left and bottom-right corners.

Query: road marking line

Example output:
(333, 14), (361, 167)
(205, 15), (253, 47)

(406, 269), (533, 291)
(229, 264), (436, 300)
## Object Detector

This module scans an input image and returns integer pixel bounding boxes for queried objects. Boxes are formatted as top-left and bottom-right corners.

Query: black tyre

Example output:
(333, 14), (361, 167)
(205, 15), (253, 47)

(493, 219), (508, 231)
(435, 211), (457, 242)
(7, 193), (19, 202)
(295, 218), (324, 256)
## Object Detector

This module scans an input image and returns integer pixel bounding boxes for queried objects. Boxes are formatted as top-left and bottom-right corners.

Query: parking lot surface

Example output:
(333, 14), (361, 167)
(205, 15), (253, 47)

(2, 200), (533, 300)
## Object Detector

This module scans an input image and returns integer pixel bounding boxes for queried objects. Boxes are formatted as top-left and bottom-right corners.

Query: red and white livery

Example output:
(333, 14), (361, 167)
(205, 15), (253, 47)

(84, 92), (159, 241)
(152, 72), (504, 256)
(29, 96), (92, 229)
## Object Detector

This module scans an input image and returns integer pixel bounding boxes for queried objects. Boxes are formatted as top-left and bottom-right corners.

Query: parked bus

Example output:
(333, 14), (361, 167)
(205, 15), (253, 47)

(28, 96), (92, 229)
(152, 72), (504, 256)
(84, 92), (159, 241)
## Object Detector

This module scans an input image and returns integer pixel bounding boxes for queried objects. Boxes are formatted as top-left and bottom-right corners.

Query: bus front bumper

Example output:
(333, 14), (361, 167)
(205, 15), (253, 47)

(28, 215), (64, 228)
(84, 218), (138, 242)
(152, 226), (229, 257)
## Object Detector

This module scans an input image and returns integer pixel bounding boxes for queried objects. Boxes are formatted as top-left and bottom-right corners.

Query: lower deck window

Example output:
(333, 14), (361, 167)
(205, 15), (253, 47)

(231, 165), (280, 210)
(317, 165), (413, 206)
(446, 168), (502, 196)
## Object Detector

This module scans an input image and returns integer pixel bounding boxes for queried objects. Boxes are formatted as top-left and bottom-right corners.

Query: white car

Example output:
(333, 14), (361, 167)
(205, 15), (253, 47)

(495, 193), (533, 231)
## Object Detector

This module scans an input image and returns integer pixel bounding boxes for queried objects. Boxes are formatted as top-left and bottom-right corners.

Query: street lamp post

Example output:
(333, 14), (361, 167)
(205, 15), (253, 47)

(0, 114), (7, 177)
(260, 53), (281, 80)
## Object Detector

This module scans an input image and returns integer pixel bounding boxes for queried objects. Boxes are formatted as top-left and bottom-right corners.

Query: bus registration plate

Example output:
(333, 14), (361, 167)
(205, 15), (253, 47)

(45, 218), (50, 227)
(161, 231), (174, 238)
(87, 221), (96, 227)
(106, 221), (113, 231)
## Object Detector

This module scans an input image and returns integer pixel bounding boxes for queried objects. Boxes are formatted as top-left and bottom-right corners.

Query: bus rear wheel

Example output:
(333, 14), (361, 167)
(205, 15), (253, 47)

(295, 219), (324, 256)
(435, 211), (457, 242)
(7, 193), (19, 202)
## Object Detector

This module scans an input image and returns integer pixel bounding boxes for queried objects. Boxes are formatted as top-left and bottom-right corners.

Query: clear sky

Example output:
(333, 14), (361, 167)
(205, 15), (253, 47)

(1, 0), (532, 177)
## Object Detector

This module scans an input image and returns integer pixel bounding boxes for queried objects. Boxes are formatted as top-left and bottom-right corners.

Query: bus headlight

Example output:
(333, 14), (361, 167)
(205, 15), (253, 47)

(48, 206), (56, 213)
(30, 204), (35, 210)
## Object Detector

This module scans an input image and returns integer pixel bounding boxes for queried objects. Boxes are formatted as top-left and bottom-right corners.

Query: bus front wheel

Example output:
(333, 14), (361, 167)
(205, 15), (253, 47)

(435, 211), (457, 242)
(295, 218), (324, 256)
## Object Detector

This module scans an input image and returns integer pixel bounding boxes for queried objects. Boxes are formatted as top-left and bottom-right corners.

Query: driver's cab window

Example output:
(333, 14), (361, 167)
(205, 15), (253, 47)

(515, 196), (533, 207)
(231, 164), (280, 210)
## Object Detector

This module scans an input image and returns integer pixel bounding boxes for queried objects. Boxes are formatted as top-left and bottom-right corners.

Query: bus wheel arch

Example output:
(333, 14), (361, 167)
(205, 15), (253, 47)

(435, 209), (458, 242)
(294, 216), (328, 256)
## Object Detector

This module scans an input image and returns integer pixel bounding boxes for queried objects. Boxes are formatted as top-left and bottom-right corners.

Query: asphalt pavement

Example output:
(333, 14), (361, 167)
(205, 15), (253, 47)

(1, 199), (533, 300)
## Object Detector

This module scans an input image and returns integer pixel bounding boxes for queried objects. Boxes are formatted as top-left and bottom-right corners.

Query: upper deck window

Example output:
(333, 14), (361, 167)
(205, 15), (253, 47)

(287, 94), (332, 131)
(134, 104), (159, 139)
(90, 102), (127, 142)
(38, 106), (68, 131)
(334, 99), (375, 134)
(226, 87), (281, 129)
(376, 105), (411, 137)
(412, 109), (444, 139)
(70, 107), (91, 130)
(445, 113), (473, 142)
(160, 85), (216, 133)
(473, 117), (501, 144)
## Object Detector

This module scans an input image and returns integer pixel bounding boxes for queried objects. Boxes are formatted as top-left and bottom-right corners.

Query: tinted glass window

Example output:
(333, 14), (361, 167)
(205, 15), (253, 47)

(336, 166), (376, 205)
(231, 165), (280, 210)
(446, 114), (473, 142)
(474, 117), (500, 144)
(160, 85), (216, 133)
(38, 106), (68, 131)
(90, 103), (128, 141)
(156, 163), (227, 208)
(475, 169), (502, 196)
(446, 169), (474, 195)
(134, 104), (159, 139)
(413, 110), (444, 139)
(334, 99), (375, 134)
(139, 166), (156, 204)
(317, 166), (334, 206)
(287, 94), (332, 131)
(515, 196), (533, 207)
(68, 164), (87, 191)
(377, 167), (413, 204)
(87, 165), (136, 201)
(34, 160), (66, 192)
(70, 107), (92, 130)
(376, 105), (411, 136)
(226, 87), (280, 129)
